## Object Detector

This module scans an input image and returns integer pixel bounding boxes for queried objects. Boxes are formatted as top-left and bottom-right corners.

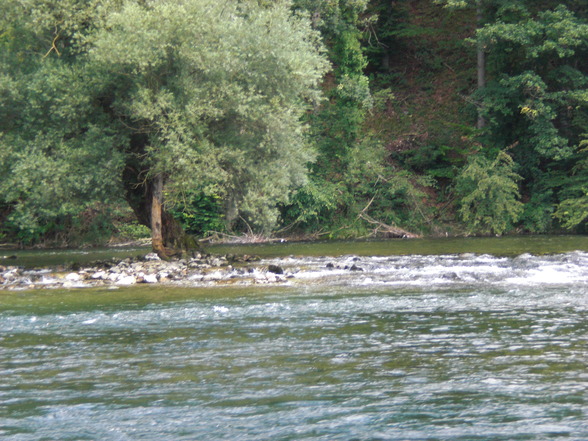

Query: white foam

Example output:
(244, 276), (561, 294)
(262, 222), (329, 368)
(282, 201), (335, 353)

(263, 252), (588, 289)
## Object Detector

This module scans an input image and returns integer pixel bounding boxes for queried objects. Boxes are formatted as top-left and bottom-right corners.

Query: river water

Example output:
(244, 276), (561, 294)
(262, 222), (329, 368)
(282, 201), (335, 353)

(1, 237), (587, 440)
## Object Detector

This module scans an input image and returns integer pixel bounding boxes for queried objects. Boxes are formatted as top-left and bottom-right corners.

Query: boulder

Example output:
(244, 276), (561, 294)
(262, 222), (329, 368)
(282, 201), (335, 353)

(268, 264), (284, 274)
(65, 273), (83, 282)
(116, 275), (137, 285)
(143, 274), (158, 284)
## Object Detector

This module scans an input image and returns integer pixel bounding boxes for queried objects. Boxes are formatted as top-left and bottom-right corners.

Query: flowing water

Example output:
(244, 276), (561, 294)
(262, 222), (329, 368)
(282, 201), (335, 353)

(1, 237), (587, 440)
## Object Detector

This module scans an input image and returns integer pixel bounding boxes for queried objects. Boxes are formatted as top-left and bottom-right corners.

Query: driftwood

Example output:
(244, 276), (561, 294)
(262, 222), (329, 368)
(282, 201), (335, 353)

(199, 231), (288, 244)
(358, 195), (420, 239)
(358, 212), (420, 238)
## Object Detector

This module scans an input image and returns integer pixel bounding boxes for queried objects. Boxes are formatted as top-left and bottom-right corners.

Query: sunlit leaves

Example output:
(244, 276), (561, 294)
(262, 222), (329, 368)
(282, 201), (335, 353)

(455, 151), (523, 235)
(1, 0), (330, 237)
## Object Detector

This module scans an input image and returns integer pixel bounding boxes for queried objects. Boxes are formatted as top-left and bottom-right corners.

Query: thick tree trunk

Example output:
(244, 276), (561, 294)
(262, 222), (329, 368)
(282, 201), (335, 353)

(151, 174), (166, 258)
(476, 0), (486, 130)
(122, 159), (201, 259)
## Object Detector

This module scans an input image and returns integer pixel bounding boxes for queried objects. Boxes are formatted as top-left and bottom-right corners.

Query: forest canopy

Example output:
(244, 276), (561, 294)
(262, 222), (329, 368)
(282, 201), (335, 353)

(1, 0), (587, 251)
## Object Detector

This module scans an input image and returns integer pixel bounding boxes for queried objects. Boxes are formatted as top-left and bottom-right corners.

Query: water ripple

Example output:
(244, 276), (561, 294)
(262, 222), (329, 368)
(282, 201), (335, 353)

(1, 252), (587, 440)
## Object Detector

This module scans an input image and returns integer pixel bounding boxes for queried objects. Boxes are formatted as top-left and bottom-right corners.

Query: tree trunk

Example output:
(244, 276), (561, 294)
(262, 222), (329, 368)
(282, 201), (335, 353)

(476, 0), (486, 129)
(151, 174), (167, 258)
(122, 160), (202, 259)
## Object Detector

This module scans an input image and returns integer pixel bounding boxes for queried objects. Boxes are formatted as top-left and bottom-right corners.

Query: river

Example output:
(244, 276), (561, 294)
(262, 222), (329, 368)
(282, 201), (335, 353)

(1, 236), (587, 440)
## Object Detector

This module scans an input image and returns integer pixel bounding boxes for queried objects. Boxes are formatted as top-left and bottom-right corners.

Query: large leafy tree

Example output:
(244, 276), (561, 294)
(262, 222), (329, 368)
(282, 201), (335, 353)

(0, 0), (329, 255)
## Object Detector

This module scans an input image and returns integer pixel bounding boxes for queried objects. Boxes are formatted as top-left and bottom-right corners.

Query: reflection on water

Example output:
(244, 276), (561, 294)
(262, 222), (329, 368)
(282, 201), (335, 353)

(1, 243), (588, 440)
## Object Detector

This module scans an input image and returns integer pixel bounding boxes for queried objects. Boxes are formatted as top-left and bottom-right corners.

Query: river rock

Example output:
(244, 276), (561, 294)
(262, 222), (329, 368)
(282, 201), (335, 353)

(3, 268), (20, 280)
(65, 273), (83, 282)
(142, 274), (158, 284)
(116, 275), (137, 285)
(91, 271), (107, 280)
(38, 275), (58, 285)
(0, 251), (297, 290)
(268, 264), (284, 274)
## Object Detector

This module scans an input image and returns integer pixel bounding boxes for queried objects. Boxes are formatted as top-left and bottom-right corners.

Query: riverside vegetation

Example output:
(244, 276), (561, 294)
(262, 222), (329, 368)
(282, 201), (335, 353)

(1, 0), (587, 255)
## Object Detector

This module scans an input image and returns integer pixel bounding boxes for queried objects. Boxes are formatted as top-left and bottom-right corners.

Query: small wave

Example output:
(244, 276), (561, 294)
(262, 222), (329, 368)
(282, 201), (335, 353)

(265, 252), (588, 289)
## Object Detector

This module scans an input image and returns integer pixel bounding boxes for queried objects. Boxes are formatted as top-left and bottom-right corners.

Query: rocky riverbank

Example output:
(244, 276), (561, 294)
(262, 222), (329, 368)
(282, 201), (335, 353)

(0, 252), (293, 291)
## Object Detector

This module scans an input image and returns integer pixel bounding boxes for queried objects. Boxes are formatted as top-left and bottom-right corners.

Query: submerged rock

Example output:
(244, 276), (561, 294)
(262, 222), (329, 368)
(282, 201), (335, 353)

(268, 264), (284, 274)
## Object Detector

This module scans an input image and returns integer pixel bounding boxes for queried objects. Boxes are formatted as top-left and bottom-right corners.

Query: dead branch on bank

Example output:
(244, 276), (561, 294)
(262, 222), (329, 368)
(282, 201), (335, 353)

(358, 212), (420, 238)
(358, 197), (420, 239)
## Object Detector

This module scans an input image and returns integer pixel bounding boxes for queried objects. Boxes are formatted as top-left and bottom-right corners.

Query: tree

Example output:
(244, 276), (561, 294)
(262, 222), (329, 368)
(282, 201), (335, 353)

(282, 0), (375, 232)
(476, 4), (588, 231)
(0, 0), (329, 255)
(554, 137), (588, 229)
(436, 1), (588, 232)
(435, 0), (490, 129)
(455, 150), (523, 235)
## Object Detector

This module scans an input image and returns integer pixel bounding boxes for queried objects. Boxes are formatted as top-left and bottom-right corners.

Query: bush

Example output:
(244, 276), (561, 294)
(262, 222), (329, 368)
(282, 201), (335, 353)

(170, 193), (225, 237)
(455, 151), (523, 235)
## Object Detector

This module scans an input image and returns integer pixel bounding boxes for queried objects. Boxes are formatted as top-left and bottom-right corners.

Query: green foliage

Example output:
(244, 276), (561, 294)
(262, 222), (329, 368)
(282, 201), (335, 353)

(115, 221), (151, 242)
(455, 151), (523, 235)
(453, 2), (588, 233)
(475, 5), (588, 166)
(555, 197), (588, 230)
(170, 193), (225, 237)
(554, 138), (588, 229)
(365, 170), (436, 232)
(279, 178), (341, 230)
(91, 0), (328, 232)
(519, 191), (555, 233)
(480, 72), (574, 161)
(0, 0), (329, 241)
(476, 5), (588, 60)
(2, 0), (587, 243)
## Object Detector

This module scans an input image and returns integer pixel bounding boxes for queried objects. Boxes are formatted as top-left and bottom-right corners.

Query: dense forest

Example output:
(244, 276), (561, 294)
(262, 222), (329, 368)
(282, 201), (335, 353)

(1, 0), (587, 253)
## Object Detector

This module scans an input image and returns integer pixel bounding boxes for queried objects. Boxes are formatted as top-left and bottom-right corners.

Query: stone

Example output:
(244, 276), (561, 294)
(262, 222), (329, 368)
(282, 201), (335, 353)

(116, 275), (137, 285)
(65, 273), (82, 282)
(268, 264), (284, 274)
(143, 274), (158, 283)
(91, 271), (107, 280)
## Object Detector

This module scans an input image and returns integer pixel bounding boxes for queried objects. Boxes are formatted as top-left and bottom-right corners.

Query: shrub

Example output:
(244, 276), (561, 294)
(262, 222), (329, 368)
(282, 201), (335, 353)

(455, 151), (523, 235)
